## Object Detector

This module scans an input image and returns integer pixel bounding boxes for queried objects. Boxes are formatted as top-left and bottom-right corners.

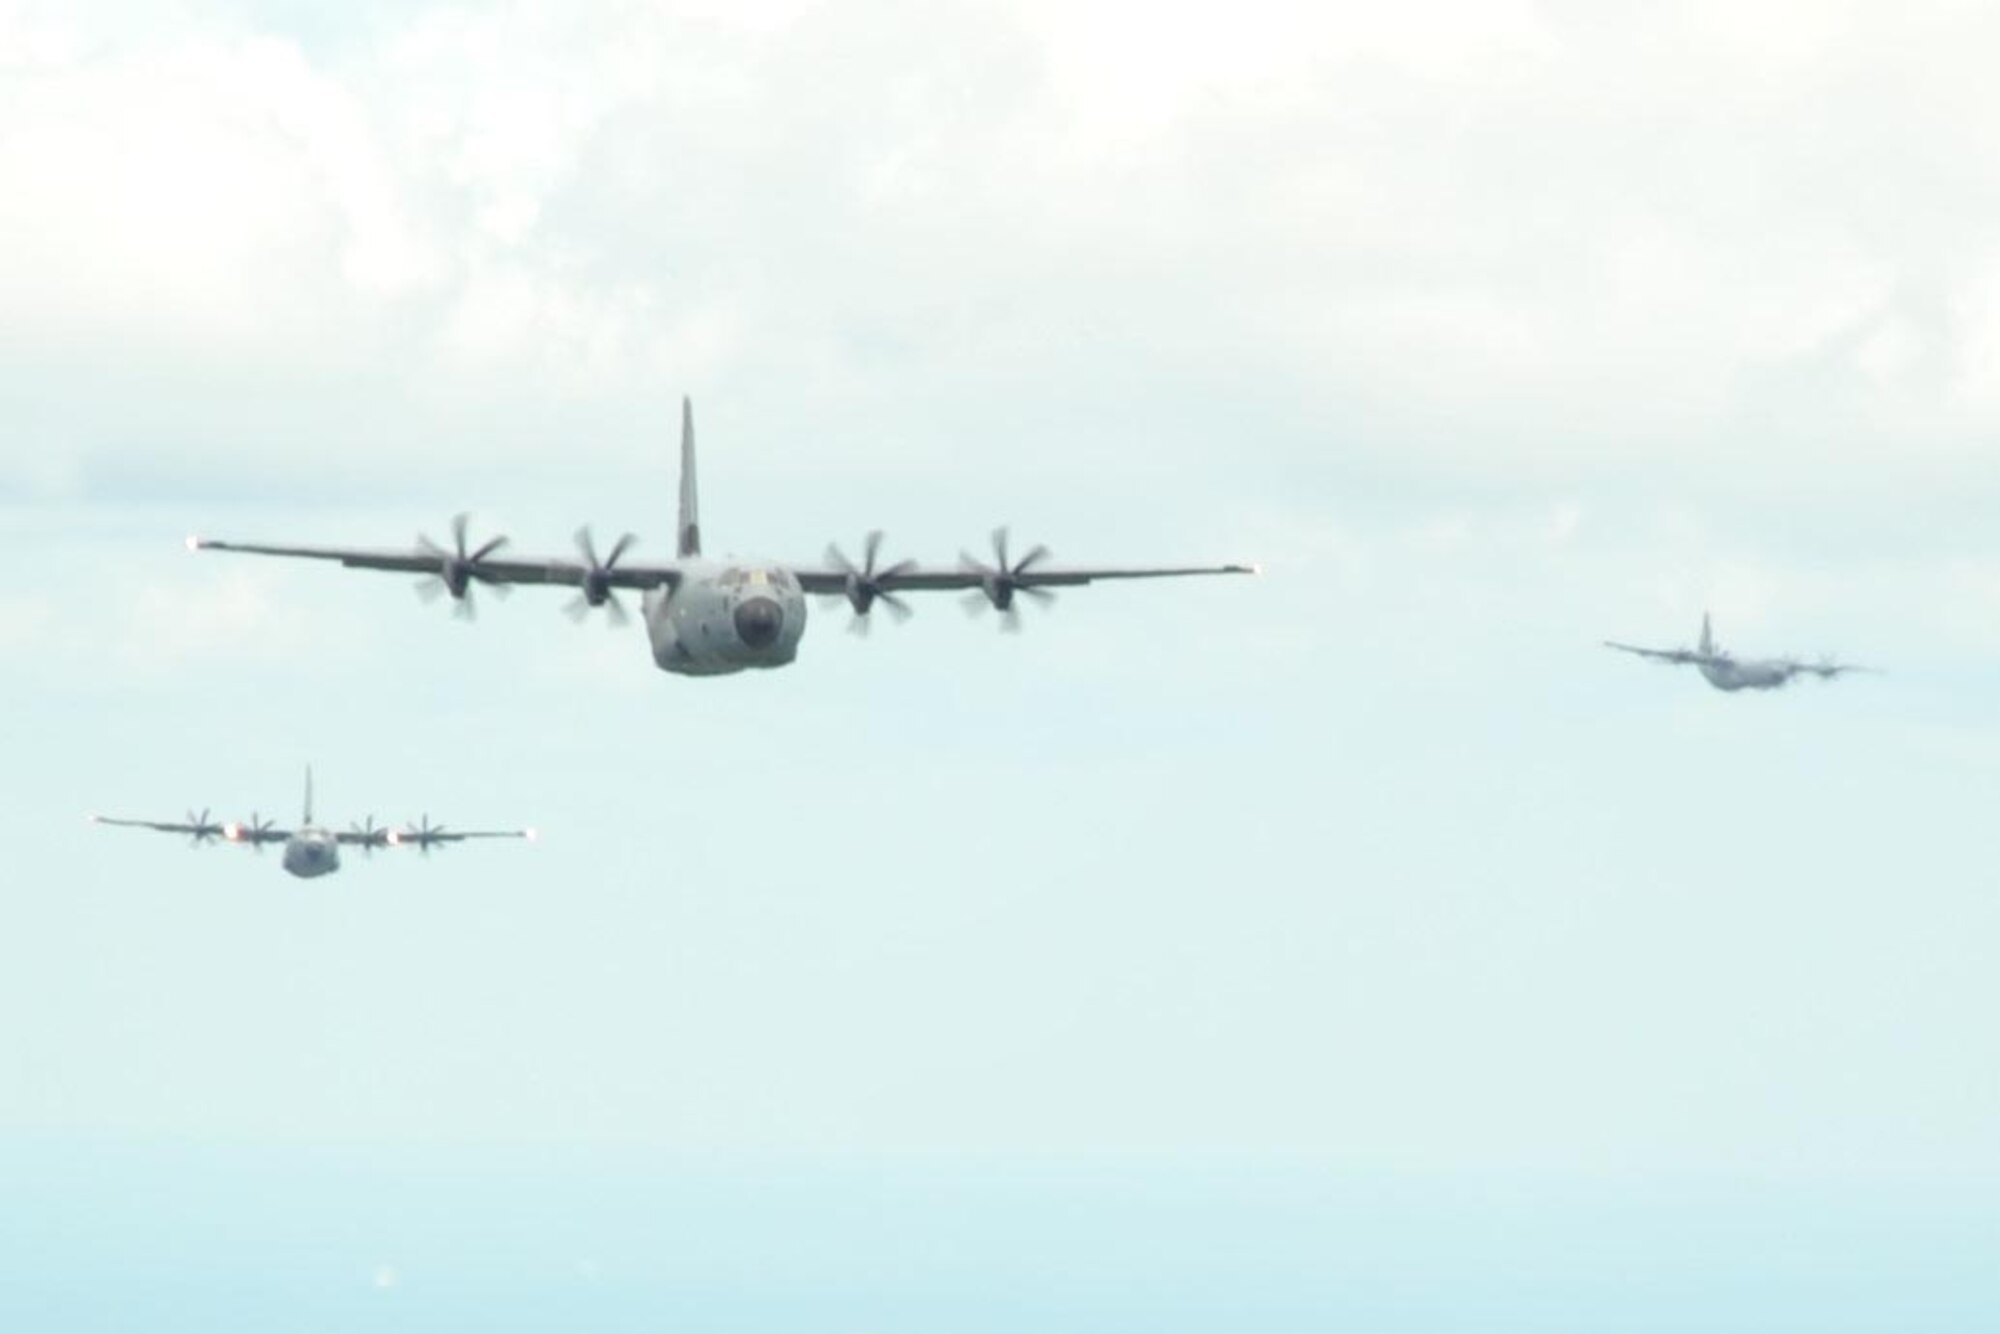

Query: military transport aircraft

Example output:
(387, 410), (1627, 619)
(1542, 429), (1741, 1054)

(190, 400), (1258, 677)
(1604, 613), (1871, 692)
(92, 768), (533, 879)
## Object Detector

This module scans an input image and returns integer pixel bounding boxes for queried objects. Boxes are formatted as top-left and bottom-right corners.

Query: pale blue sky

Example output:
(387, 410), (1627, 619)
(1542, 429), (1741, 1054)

(4, 1), (1999, 1326)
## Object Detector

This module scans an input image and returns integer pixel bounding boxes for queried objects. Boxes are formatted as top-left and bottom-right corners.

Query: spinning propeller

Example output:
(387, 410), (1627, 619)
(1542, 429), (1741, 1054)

(414, 513), (513, 619)
(565, 527), (639, 626)
(226, 812), (278, 850)
(959, 527), (1054, 632)
(823, 530), (915, 634)
(391, 814), (449, 855)
(348, 815), (390, 855)
(184, 808), (224, 848)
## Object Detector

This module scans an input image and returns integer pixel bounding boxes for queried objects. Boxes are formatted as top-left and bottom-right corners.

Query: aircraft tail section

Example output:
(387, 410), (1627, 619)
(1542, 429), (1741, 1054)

(677, 396), (701, 558)
(1699, 612), (1715, 656)
(303, 765), (314, 824)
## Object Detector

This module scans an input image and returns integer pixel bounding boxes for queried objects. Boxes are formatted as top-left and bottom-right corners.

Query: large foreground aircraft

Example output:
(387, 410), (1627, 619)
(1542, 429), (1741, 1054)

(1604, 613), (1870, 692)
(193, 400), (1258, 677)
(93, 768), (533, 879)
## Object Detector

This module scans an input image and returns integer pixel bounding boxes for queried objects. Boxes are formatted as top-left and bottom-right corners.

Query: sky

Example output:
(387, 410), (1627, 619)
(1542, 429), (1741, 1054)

(4, 1), (2000, 1328)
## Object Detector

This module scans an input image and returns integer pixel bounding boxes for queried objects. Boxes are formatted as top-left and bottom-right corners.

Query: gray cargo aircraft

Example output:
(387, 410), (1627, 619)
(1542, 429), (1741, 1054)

(191, 400), (1258, 677)
(1604, 613), (1869, 691)
(92, 768), (533, 879)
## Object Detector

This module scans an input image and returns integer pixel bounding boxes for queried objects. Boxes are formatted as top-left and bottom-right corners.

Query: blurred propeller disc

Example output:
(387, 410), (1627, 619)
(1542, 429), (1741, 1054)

(566, 527), (638, 627)
(824, 530), (915, 632)
(958, 527), (1055, 630)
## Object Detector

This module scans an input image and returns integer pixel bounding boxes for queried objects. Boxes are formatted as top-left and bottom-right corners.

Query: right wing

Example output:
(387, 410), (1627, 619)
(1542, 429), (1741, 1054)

(93, 815), (223, 837)
(91, 814), (289, 845)
(1602, 640), (1713, 667)
(191, 518), (682, 595)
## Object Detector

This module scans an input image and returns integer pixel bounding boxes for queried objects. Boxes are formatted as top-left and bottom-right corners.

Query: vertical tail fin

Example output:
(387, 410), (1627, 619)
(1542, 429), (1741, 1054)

(303, 765), (315, 824)
(677, 396), (701, 558)
(1699, 612), (1715, 656)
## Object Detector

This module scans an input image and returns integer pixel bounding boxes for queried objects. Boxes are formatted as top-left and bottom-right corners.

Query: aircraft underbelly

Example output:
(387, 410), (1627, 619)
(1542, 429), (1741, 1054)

(646, 576), (805, 676)
(284, 839), (341, 878)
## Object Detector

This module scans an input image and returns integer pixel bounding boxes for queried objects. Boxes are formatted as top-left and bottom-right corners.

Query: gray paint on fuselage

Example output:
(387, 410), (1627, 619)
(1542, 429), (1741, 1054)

(1697, 658), (1798, 692)
(644, 560), (808, 676)
(283, 826), (342, 879)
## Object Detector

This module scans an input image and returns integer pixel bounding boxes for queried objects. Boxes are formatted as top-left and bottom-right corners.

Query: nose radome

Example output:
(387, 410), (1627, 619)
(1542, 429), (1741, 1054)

(734, 596), (784, 649)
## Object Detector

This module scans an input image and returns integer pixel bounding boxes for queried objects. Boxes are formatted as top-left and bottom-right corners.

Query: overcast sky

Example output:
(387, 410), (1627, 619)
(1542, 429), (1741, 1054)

(4, 0), (2000, 1323)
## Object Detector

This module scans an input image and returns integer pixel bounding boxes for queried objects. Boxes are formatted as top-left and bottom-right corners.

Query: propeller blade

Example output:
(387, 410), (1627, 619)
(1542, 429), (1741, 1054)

(469, 534), (509, 564)
(831, 531), (913, 626)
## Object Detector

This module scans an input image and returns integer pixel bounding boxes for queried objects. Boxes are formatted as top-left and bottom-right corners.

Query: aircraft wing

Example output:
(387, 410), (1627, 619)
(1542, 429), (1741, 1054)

(415, 828), (534, 844)
(387, 822), (535, 851)
(191, 529), (681, 593)
(789, 554), (1258, 597)
(1778, 658), (1876, 680)
(93, 814), (226, 837)
(1602, 640), (1713, 667)
(334, 828), (393, 848)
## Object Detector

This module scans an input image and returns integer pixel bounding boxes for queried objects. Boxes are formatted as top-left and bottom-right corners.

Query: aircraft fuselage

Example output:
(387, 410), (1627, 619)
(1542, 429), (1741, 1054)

(644, 560), (808, 676)
(1698, 658), (1794, 692)
(282, 826), (342, 878)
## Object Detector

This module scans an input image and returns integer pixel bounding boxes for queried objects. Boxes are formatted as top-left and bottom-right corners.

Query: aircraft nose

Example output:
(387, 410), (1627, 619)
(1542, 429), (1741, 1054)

(734, 596), (785, 650)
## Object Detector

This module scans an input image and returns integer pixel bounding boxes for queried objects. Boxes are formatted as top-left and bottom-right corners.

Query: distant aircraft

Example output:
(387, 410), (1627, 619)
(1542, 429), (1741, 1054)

(1604, 612), (1871, 692)
(191, 399), (1258, 677)
(92, 768), (533, 879)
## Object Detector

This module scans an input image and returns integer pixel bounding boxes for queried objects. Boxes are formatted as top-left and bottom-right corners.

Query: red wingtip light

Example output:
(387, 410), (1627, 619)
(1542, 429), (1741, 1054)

(223, 822), (243, 842)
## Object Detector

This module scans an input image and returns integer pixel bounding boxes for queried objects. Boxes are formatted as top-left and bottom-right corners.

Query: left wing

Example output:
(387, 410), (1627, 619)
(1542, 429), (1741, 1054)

(387, 817), (536, 853)
(1777, 658), (1876, 681)
(792, 528), (1257, 605)
(336, 818), (394, 849)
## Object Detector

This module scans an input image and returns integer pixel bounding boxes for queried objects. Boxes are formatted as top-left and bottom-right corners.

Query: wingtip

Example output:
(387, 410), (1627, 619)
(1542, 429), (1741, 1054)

(185, 534), (204, 552)
(524, 827), (539, 843)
